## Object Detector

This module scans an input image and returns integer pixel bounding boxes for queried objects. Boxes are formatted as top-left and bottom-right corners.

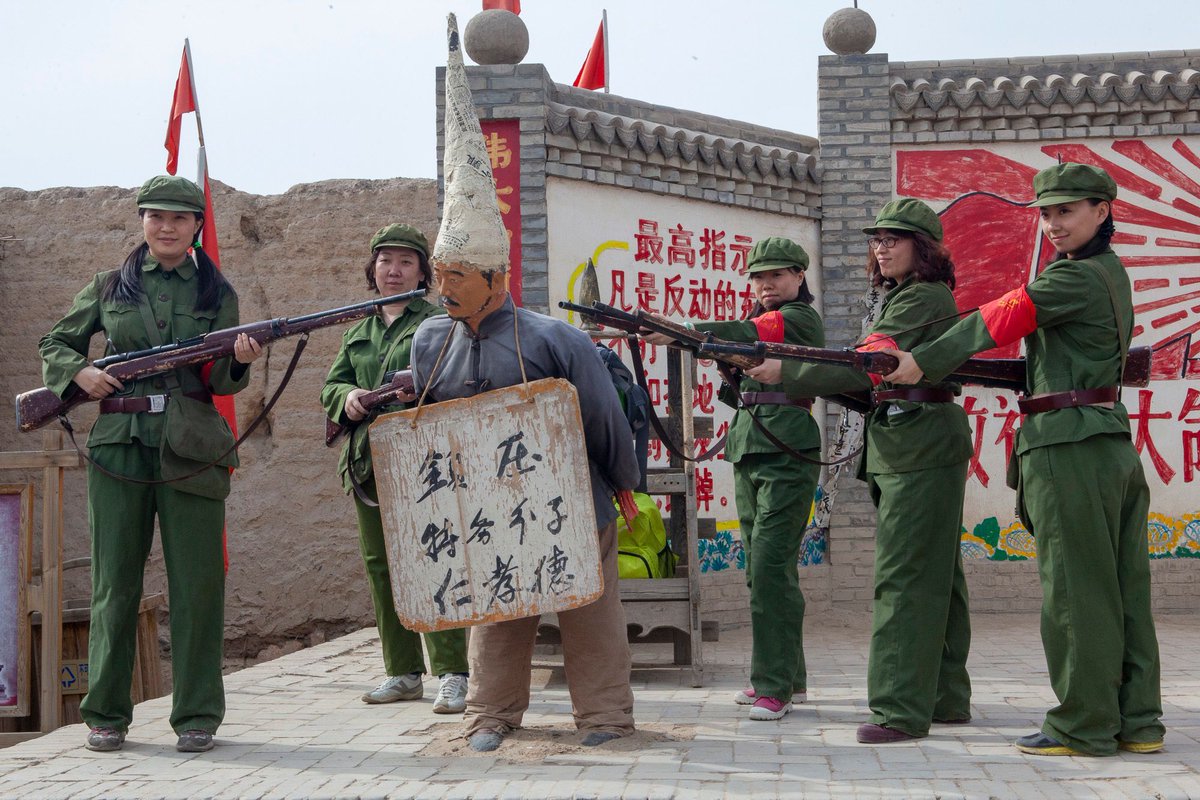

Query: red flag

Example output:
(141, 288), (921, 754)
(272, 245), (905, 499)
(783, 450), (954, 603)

(164, 47), (195, 175)
(164, 40), (237, 570)
(573, 16), (607, 91)
(482, 0), (520, 12)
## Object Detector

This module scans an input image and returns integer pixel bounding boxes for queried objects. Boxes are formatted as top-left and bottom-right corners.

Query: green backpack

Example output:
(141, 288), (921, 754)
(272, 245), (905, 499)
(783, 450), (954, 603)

(616, 492), (677, 579)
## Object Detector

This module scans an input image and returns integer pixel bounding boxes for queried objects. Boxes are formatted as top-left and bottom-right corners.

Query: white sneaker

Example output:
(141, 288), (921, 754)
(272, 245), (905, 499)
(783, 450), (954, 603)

(362, 673), (423, 704)
(433, 673), (468, 714)
(734, 688), (807, 705)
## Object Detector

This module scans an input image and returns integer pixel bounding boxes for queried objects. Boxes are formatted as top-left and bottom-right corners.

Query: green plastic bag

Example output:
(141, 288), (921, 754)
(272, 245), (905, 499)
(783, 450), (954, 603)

(616, 493), (677, 579)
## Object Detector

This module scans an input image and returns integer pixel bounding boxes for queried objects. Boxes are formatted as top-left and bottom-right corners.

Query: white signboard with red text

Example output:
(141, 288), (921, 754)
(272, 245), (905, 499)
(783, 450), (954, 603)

(545, 178), (823, 556)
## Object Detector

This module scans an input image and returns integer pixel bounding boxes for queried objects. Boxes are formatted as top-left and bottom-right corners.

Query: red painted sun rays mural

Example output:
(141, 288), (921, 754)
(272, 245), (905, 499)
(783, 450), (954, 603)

(898, 140), (1200, 378)
(898, 139), (1200, 561)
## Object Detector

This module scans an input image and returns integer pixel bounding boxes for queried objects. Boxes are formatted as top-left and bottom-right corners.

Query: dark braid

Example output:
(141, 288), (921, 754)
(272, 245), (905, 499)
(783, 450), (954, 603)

(102, 211), (229, 310)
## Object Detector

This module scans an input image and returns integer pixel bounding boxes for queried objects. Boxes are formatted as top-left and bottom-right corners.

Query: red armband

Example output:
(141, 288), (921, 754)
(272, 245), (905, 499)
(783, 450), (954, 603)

(979, 286), (1038, 347)
(752, 310), (785, 343)
(856, 333), (898, 386)
(200, 361), (215, 391)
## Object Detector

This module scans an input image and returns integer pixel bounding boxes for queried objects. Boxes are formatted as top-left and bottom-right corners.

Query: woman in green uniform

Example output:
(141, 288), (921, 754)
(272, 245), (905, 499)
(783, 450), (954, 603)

(885, 164), (1165, 756)
(750, 200), (973, 742)
(320, 224), (469, 713)
(39, 176), (261, 753)
(643, 237), (822, 721)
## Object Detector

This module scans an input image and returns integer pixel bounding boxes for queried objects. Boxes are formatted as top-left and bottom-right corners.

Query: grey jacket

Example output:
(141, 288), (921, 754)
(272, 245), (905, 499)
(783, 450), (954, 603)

(411, 297), (639, 528)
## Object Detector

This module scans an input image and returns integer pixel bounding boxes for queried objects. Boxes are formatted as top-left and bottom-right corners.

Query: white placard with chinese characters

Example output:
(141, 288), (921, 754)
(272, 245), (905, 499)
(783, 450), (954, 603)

(370, 379), (602, 632)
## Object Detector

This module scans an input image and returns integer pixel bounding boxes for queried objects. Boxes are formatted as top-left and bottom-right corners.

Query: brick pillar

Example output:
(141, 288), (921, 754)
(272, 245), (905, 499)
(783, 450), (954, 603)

(817, 52), (892, 608)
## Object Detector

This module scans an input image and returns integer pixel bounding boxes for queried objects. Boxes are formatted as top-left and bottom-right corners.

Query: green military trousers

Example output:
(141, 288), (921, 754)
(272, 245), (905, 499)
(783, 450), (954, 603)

(81, 442), (226, 735)
(866, 460), (972, 737)
(733, 451), (820, 701)
(353, 480), (468, 677)
(1017, 433), (1164, 755)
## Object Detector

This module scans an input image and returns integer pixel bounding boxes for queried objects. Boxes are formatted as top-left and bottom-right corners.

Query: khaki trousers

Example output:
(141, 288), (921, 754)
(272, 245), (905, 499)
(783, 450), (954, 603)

(463, 522), (635, 736)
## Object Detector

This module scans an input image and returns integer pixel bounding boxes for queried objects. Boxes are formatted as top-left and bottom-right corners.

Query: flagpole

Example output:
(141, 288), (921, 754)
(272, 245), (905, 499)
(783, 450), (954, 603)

(602, 9), (610, 94)
(183, 38), (206, 148)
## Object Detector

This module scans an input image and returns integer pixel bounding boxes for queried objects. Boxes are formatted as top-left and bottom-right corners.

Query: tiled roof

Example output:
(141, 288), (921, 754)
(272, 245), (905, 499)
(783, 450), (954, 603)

(545, 101), (819, 183)
(890, 68), (1200, 113)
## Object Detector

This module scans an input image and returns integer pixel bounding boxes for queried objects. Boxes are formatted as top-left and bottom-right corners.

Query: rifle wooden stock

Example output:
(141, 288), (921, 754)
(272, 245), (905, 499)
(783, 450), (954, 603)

(17, 289), (426, 433)
(324, 369), (414, 446)
(702, 341), (1154, 392)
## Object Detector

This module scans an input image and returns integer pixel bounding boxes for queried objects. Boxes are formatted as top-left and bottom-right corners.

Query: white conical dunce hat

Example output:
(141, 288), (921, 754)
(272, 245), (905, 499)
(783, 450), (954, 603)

(433, 13), (510, 273)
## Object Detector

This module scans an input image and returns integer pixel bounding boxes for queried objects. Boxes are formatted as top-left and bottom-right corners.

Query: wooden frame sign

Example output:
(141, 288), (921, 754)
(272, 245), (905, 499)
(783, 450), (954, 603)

(0, 484), (33, 717)
(371, 379), (602, 632)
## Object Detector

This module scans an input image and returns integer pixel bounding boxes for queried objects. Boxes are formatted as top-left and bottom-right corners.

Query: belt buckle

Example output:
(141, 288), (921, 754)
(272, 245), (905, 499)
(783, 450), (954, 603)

(147, 394), (167, 414)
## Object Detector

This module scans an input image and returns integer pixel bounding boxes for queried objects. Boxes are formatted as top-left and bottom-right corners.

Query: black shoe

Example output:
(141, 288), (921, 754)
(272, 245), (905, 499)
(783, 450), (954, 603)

(176, 729), (215, 753)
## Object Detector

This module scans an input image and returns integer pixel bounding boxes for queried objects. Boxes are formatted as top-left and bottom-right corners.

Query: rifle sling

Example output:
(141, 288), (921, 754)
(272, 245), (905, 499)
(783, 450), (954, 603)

(1080, 257), (1131, 399)
(738, 395), (863, 467)
(60, 333), (311, 486)
(626, 335), (726, 463)
(349, 469), (380, 507)
(628, 335), (863, 468)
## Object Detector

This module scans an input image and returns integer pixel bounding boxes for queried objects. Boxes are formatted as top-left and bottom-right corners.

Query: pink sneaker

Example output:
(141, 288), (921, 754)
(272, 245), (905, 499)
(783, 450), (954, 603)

(735, 688), (807, 705)
(749, 695), (792, 721)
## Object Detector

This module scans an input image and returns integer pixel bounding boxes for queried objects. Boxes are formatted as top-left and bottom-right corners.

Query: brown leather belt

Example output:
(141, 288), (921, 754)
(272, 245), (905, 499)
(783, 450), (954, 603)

(741, 391), (812, 410)
(1018, 386), (1118, 415)
(873, 388), (955, 404)
(99, 391), (213, 414)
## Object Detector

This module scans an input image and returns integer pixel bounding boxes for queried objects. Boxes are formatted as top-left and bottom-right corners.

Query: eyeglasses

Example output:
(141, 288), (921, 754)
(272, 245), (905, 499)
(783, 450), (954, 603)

(867, 236), (902, 250)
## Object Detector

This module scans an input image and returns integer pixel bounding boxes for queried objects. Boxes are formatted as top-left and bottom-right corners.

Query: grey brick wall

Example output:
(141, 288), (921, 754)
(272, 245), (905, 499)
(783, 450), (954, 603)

(816, 53), (893, 612)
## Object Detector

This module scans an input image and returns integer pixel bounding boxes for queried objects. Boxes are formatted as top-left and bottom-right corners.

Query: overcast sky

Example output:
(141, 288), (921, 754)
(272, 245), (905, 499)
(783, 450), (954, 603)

(2, 0), (1196, 195)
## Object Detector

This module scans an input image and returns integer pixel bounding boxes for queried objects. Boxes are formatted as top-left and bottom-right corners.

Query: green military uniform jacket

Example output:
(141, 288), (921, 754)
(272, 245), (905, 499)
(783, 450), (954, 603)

(695, 300), (823, 462)
(39, 257), (249, 497)
(913, 250), (1133, 456)
(780, 277), (972, 475)
(320, 297), (444, 493)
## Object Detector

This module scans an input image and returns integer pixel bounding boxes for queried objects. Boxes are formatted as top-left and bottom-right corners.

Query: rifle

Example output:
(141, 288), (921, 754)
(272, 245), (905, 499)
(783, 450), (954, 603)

(324, 369), (415, 446)
(17, 289), (428, 433)
(559, 301), (873, 413)
(698, 341), (1153, 392)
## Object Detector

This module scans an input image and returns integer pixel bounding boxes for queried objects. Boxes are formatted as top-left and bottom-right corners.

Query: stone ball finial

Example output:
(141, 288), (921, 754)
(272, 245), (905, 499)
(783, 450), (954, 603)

(823, 6), (876, 55)
(463, 9), (529, 65)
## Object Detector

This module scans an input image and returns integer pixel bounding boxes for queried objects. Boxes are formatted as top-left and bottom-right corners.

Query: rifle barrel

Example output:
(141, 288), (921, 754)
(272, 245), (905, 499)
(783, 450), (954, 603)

(286, 288), (425, 325)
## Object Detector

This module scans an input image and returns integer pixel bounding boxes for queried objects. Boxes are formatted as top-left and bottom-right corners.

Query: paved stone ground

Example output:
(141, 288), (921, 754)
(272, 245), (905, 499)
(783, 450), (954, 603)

(1, 612), (1197, 799)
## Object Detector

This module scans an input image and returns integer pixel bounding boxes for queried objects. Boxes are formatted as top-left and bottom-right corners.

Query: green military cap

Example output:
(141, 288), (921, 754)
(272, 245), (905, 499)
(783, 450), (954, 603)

(863, 198), (943, 242)
(746, 236), (809, 273)
(1028, 162), (1118, 207)
(136, 175), (206, 213)
(370, 223), (429, 257)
